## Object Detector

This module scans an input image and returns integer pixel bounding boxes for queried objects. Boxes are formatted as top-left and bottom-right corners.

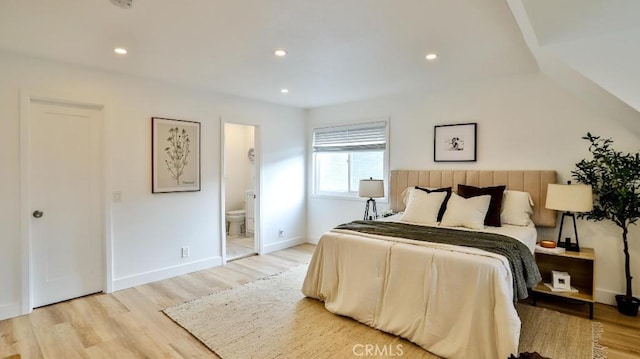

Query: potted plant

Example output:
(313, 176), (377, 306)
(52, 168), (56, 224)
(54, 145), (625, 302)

(572, 133), (640, 316)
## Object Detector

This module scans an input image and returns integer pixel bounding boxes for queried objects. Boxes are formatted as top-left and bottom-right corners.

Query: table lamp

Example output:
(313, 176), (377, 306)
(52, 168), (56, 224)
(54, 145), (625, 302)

(359, 178), (384, 220)
(545, 181), (593, 251)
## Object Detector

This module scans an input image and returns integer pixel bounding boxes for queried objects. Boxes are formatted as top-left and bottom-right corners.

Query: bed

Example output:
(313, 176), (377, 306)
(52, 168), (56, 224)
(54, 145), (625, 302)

(302, 170), (557, 359)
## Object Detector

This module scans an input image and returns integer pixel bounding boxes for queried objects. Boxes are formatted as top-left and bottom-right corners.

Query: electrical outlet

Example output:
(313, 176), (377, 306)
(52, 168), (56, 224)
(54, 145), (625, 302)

(278, 229), (284, 237)
(112, 191), (122, 203)
(181, 246), (189, 258)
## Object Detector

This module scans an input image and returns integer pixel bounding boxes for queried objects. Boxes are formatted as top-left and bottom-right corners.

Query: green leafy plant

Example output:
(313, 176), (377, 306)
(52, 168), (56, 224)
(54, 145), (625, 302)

(572, 133), (640, 313)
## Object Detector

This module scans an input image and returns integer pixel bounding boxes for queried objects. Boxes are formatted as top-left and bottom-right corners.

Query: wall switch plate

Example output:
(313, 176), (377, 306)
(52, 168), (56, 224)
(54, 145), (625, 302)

(181, 247), (189, 258)
(113, 191), (122, 203)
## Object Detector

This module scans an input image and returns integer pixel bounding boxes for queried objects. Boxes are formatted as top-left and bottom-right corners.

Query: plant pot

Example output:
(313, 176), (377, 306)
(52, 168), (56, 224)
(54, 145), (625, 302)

(615, 294), (640, 316)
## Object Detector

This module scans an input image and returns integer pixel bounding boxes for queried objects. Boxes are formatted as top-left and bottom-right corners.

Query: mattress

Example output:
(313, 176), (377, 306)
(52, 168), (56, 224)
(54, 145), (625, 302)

(302, 218), (537, 359)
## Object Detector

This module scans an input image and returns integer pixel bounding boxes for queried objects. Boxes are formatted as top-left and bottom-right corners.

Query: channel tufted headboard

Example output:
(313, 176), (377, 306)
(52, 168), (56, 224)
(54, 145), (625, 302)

(390, 170), (558, 227)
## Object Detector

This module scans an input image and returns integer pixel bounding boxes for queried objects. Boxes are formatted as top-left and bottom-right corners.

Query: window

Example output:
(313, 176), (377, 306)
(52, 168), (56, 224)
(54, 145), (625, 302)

(312, 121), (388, 197)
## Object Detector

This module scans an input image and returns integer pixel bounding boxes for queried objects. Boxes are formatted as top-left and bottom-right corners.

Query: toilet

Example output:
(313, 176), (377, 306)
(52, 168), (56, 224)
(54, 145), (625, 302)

(226, 209), (246, 237)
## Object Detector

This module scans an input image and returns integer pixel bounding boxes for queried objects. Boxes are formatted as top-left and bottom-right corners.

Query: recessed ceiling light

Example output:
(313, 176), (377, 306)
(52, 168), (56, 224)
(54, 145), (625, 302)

(281, 88), (289, 93)
(425, 53), (438, 60)
(114, 48), (127, 55)
(274, 49), (287, 57)
(110, 0), (133, 9)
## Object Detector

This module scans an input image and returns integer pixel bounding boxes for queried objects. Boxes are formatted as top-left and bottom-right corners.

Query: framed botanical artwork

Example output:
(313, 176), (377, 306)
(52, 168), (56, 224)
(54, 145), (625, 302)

(152, 117), (201, 193)
(434, 123), (477, 162)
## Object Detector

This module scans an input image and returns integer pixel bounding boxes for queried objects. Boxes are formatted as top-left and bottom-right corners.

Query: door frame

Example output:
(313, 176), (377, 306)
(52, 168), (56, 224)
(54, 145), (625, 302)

(220, 118), (262, 264)
(19, 91), (113, 314)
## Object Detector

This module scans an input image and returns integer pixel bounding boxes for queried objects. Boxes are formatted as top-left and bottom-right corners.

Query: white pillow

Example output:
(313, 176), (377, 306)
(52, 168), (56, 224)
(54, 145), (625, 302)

(401, 186), (446, 205)
(500, 190), (533, 226)
(401, 186), (433, 205)
(440, 192), (491, 230)
(501, 190), (534, 226)
(400, 188), (448, 225)
(401, 187), (412, 205)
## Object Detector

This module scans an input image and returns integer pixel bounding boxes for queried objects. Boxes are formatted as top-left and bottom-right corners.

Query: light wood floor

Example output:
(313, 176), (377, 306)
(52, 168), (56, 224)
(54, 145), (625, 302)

(525, 294), (640, 359)
(1, 243), (639, 359)
(226, 235), (256, 261)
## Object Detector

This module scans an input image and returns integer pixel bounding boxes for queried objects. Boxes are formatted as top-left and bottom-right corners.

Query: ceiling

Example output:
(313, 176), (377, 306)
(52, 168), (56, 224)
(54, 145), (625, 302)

(519, 0), (640, 112)
(0, 0), (537, 108)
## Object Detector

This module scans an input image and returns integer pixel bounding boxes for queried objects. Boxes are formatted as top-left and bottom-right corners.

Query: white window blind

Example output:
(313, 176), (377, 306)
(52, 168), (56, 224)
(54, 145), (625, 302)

(313, 121), (387, 152)
(312, 121), (388, 197)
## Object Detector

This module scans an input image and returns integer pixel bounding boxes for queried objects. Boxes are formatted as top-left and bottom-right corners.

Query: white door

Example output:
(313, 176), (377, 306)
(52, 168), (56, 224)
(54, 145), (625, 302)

(30, 100), (104, 308)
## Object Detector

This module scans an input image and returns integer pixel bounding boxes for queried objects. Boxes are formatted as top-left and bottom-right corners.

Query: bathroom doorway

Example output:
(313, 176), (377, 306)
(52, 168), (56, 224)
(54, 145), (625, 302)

(222, 122), (259, 261)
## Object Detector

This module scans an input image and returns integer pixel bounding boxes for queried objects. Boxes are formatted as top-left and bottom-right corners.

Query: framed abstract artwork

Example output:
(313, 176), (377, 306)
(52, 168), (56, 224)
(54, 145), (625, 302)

(434, 123), (477, 162)
(152, 117), (201, 193)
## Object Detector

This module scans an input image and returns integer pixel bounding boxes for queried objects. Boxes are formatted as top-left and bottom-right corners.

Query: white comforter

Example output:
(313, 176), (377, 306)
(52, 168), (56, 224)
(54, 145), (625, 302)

(302, 223), (526, 359)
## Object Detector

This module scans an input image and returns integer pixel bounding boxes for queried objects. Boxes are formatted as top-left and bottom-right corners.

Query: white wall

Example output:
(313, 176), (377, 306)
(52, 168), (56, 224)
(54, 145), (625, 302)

(246, 127), (256, 191)
(224, 123), (254, 213)
(0, 51), (306, 320)
(306, 72), (640, 305)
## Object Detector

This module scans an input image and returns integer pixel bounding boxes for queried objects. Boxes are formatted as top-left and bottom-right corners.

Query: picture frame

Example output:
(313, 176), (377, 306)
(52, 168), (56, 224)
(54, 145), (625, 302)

(434, 123), (477, 162)
(152, 117), (201, 193)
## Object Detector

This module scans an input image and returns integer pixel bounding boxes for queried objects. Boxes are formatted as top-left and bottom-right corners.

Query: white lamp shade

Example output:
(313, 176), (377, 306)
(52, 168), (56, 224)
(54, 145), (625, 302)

(545, 183), (594, 212)
(359, 179), (384, 198)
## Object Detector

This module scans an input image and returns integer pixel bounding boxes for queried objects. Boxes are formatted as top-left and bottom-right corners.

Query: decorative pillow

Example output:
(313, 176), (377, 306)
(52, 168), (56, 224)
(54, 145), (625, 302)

(401, 188), (448, 225)
(413, 186), (452, 222)
(457, 184), (506, 227)
(501, 190), (534, 226)
(401, 187), (412, 205)
(401, 186), (442, 203)
(440, 192), (491, 230)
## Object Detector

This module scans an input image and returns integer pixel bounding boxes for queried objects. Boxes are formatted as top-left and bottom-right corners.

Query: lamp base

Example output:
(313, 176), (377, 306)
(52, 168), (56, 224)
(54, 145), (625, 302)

(557, 238), (580, 252)
(556, 212), (581, 252)
(363, 198), (378, 220)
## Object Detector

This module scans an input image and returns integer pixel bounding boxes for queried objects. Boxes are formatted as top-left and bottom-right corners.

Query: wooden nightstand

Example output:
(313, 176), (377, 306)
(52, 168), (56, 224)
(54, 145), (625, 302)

(532, 247), (596, 319)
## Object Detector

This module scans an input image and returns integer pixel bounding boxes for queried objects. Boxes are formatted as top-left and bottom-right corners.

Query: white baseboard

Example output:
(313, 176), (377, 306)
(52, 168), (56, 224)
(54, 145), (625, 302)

(112, 256), (222, 291)
(263, 236), (307, 254)
(595, 288), (621, 306)
(0, 301), (22, 321)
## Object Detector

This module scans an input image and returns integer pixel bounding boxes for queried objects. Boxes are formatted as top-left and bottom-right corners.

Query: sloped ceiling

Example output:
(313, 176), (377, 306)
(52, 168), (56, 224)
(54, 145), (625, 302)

(0, 0), (537, 108)
(511, 0), (640, 114)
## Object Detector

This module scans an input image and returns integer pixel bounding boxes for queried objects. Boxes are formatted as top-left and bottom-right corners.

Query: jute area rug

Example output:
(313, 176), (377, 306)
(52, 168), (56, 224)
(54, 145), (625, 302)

(163, 266), (605, 359)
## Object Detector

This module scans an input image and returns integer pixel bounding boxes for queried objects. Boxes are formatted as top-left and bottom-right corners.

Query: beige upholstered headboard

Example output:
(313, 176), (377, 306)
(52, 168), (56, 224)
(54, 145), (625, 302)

(390, 170), (558, 227)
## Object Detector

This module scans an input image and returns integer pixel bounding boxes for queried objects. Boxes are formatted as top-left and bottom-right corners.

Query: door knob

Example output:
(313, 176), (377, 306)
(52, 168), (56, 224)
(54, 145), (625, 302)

(32, 210), (43, 218)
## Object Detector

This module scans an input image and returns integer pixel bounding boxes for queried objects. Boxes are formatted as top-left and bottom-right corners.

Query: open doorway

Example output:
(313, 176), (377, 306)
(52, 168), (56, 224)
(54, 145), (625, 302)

(223, 122), (258, 261)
